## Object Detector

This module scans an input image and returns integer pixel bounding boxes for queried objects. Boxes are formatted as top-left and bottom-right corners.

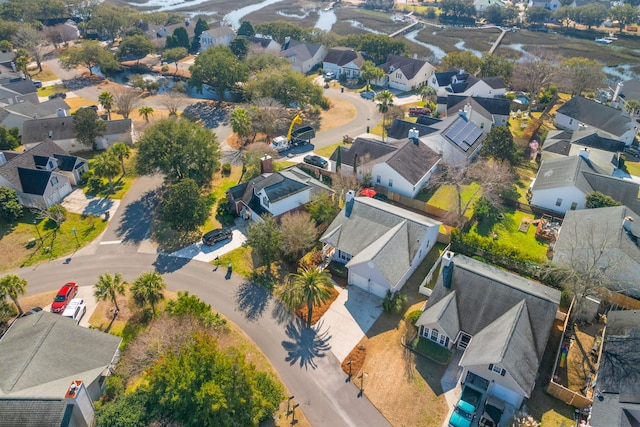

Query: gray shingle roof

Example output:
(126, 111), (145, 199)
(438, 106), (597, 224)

(556, 96), (633, 138)
(553, 206), (640, 292)
(590, 310), (640, 427)
(0, 399), (72, 427)
(531, 156), (594, 194)
(280, 40), (324, 63)
(620, 78), (640, 103)
(321, 197), (440, 285)
(445, 95), (511, 117)
(415, 291), (459, 339)
(0, 139), (70, 192)
(4, 98), (70, 119)
(387, 119), (438, 140)
(378, 54), (432, 80)
(0, 311), (121, 398)
(22, 117), (131, 145)
(3, 80), (37, 95)
(424, 254), (560, 393)
(329, 137), (440, 185)
(324, 47), (364, 67)
(459, 300), (540, 394)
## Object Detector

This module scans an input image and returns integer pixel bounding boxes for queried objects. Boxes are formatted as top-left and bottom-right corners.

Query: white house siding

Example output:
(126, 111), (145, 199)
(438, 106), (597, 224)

(261, 188), (310, 217)
(468, 114), (493, 132)
(418, 324), (453, 349)
(43, 174), (72, 207)
(348, 269), (390, 298)
(370, 163), (421, 198)
(554, 113), (579, 131)
(530, 185), (586, 215)
(199, 33), (234, 52)
(389, 63), (435, 91)
(462, 364), (526, 407)
(18, 193), (45, 207)
(555, 113), (637, 146)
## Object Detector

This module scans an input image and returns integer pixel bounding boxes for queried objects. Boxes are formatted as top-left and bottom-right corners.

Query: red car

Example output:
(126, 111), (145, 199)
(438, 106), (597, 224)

(51, 282), (78, 314)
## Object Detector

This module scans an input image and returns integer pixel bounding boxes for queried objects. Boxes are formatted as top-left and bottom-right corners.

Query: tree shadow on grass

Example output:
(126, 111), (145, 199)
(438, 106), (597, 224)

(153, 253), (190, 274)
(235, 279), (272, 322)
(414, 353), (448, 396)
(282, 318), (332, 370)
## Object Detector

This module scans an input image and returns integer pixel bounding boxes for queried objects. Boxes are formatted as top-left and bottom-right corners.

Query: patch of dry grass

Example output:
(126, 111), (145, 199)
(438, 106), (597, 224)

(318, 96), (357, 133)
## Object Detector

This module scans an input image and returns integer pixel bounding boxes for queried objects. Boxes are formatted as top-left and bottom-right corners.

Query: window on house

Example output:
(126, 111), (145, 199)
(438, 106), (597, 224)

(388, 179), (393, 188)
(262, 197), (269, 208)
(489, 364), (506, 376)
(570, 202), (577, 210)
(396, 72), (401, 78)
(376, 175), (381, 184)
(439, 334), (449, 346)
(422, 327), (429, 338)
(51, 177), (58, 186)
(555, 198), (562, 207)
(480, 122), (484, 129)
(430, 328), (438, 342)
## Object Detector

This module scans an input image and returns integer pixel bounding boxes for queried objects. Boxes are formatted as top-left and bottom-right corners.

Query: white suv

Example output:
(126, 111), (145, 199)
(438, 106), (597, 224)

(62, 298), (86, 324)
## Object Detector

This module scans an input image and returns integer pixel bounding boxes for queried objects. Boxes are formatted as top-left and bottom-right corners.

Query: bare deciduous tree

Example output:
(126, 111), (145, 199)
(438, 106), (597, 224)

(512, 48), (560, 104)
(431, 159), (514, 227)
(32, 204), (67, 229)
(12, 27), (48, 73)
(248, 97), (286, 142)
(332, 172), (362, 202)
(279, 211), (318, 262)
(112, 87), (140, 119)
(159, 92), (187, 116)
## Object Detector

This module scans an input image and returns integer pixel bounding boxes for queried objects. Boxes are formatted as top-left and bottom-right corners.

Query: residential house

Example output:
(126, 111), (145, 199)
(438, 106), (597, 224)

(279, 39), (327, 74)
(0, 52), (21, 85)
(143, 21), (196, 48)
(429, 68), (506, 98)
(0, 311), (121, 427)
(323, 47), (366, 79)
(552, 206), (640, 297)
(0, 139), (88, 207)
(420, 113), (486, 167)
(528, 0), (564, 10)
(199, 26), (235, 52)
(0, 80), (39, 106)
(589, 310), (640, 427)
(328, 136), (441, 198)
(22, 117), (133, 153)
(416, 252), (561, 408)
(437, 95), (511, 131)
(529, 155), (640, 215)
(554, 96), (638, 146)
(320, 194), (441, 297)
(619, 78), (640, 104)
(540, 129), (625, 177)
(387, 116), (442, 141)
(474, 0), (506, 14)
(376, 54), (435, 91)
(226, 159), (333, 222)
(0, 98), (70, 133)
(247, 36), (281, 54)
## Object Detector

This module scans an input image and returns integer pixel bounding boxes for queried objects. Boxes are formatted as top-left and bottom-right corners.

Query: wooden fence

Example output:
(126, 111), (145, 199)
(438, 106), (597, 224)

(546, 381), (593, 409)
(597, 288), (640, 310)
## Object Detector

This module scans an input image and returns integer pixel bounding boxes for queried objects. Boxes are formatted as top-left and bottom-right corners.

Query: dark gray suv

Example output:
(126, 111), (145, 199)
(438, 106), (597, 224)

(202, 228), (233, 245)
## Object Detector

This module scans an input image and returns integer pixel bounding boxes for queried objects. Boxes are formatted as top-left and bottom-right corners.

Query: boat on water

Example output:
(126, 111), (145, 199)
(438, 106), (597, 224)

(324, 2), (335, 11)
(595, 37), (613, 44)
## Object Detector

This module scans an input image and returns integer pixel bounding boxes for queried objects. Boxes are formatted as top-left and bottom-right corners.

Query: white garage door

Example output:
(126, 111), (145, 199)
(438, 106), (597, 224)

(491, 383), (521, 408)
(350, 272), (387, 298)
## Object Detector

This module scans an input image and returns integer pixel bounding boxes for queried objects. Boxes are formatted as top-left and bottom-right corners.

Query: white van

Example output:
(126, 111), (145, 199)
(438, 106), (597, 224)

(62, 298), (86, 324)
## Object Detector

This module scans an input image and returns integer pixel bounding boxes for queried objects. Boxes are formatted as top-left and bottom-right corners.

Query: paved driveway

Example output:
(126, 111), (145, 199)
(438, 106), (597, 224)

(318, 285), (384, 363)
(170, 223), (248, 263)
(62, 189), (120, 219)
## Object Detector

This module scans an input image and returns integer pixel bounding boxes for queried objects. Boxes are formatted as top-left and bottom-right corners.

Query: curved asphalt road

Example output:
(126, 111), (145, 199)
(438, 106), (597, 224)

(15, 254), (391, 427)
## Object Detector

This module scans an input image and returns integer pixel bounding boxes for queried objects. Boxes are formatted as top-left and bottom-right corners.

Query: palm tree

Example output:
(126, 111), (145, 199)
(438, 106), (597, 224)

(98, 91), (114, 120)
(109, 142), (130, 176)
(0, 274), (27, 316)
(374, 90), (394, 142)
(230, 107), (252, 144)
(90, 152), (120, 194)
(419, 86), (436, 104)
(94, 272), (127, 312)
(138, 105), (154, 123)
(280, 266), (334, 327)
(131, 271), (166, 315)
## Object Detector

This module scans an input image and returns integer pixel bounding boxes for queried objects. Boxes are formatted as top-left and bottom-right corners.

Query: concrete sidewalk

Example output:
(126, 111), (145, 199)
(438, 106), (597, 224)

(318, 285), (383, 363)
(62, 189), (120, 219)
(170, 218), (248, 263)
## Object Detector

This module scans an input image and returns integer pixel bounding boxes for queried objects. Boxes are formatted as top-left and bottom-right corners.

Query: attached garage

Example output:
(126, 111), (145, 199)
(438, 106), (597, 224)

(349, 272), (388, 298)
(490, 383), (522, 408)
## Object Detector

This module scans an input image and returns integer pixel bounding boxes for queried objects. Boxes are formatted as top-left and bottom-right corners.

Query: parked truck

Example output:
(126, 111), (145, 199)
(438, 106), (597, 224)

(448, 386), (482, 427)
(270, 114), (316, 152)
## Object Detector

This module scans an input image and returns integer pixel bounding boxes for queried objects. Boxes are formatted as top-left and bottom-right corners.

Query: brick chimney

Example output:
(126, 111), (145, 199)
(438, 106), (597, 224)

(260, 155), (273, 174)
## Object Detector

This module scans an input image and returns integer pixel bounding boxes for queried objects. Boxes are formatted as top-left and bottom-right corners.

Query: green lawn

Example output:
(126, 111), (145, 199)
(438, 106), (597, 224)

(468, 209), (548, 262)
(315, 142), (349, 159)
(1, 212), (108, 270)
(37, 84), (68, 98)
(215, 246), (254, 278)
(622, 155), (640, 177)
(411, 337), (453, 365)
(427, 183), (481, 218)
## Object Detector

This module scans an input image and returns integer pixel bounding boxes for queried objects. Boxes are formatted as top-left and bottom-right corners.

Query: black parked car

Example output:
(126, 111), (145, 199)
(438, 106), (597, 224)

(202, 228), (233, 246)
(303, 155), (328, 169)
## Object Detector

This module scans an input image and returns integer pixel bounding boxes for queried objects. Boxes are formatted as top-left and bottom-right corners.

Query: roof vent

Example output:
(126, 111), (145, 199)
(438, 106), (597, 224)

(345, 190), (355, 218)
(623, 216), (634, 232)
(408, 127), (420, 144)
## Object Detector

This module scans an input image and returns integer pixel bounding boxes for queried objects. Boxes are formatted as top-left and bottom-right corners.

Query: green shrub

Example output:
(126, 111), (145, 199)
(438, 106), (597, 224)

(221, 163), (232, 176)
(0, 187), (23, 222)
(382, 290), (407, 314)
(406, 310), (422, 327)
(86, 176), (105, 194)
